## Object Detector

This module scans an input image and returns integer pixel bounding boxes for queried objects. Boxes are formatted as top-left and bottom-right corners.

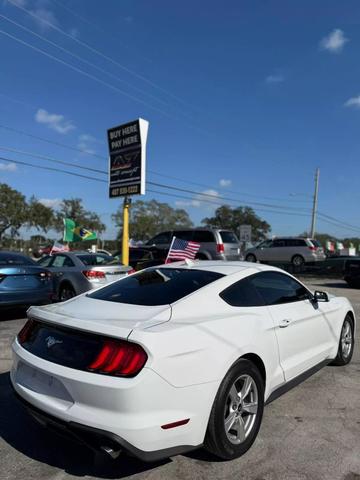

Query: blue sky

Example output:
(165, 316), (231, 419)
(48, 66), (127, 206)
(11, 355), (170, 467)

(1, 0), (360, 240)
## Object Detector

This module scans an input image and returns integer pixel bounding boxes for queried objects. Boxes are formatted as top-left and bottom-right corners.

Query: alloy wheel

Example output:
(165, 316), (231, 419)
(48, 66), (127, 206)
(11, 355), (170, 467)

(341, 320), (353, 358)
(224, 374), (258, 445)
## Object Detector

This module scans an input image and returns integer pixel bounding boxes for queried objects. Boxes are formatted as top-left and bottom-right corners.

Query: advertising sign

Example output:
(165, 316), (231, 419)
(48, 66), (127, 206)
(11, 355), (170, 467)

(107, 118), (149, 198)
(239, 224), (252, 242)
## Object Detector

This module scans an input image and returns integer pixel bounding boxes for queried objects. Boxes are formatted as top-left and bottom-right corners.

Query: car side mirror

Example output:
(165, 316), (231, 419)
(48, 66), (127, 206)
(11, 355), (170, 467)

(313, 290), (329, 302)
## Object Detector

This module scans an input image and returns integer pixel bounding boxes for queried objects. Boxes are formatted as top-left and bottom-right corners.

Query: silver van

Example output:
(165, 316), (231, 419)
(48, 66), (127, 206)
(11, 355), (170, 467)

(145, 228), (241, 261)
(244, 237), (326, 266)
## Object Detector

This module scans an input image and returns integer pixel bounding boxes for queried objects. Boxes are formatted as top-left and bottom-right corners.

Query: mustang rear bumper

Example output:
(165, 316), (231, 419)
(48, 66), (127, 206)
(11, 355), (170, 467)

(12, 384), (201, 462)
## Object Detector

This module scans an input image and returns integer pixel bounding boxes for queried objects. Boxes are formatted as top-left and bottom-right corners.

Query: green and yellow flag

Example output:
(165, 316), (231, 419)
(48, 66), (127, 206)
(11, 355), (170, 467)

(63, 218), (97, 242)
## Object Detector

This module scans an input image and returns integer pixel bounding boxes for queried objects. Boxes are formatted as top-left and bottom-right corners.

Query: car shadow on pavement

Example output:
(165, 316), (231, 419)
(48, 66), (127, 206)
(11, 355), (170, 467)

(0, 372), (170, 478)
(0, 308), (28, 321)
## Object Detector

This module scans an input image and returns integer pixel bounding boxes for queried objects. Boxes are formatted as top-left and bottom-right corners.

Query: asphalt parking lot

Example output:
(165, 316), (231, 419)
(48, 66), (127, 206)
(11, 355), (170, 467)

(0, 278), (359, 480)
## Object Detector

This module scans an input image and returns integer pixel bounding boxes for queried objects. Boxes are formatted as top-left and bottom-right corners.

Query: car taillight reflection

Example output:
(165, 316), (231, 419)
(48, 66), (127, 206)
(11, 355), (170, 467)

(88, 339), (147, 377)
(82, 270), (106, 280)
(18, 319), (36, 344)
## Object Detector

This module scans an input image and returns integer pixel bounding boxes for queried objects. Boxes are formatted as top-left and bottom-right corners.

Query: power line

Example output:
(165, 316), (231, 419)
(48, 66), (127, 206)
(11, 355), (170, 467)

(0, 13), (173, 110)
(148, 169), (312, 204)
(4, 154), (359, 232)
(0, 123), (105, 159)
(0, 27), (172, 118)
(0, 146), (106, 174)
(0, 156), (107, 183)
(8, 0), (198, 112)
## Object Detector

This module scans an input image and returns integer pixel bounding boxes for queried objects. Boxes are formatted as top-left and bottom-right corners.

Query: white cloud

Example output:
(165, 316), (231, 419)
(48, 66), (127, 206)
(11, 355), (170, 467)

(219, 179), (232, 187)
(35, 108), (76, 134)
(344, 95), (360, 109)
(77, 133), (98, 154)
(320, 29), (348, 53)
(39, 198), (62, 209)
(175, 189), (220, 209)
(265, 74), (284, 84)
(0, 162), (17, 172)
(30, 7), (58, 32)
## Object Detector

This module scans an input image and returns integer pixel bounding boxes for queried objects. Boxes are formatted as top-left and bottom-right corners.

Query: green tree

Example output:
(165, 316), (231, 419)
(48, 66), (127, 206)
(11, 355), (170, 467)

(112, 199), (193, 240)
(0, 183), (54, 241)
(53, 198), (106, 235)
(201, 205), (271, 242)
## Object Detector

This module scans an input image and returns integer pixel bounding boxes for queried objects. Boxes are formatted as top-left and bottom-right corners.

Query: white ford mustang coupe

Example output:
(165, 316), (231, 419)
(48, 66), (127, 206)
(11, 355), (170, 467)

(11, 261), (355, 462)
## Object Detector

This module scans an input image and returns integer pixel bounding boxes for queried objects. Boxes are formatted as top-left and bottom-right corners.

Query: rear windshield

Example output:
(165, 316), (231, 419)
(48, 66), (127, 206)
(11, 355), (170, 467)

(77, 254), (117, 266)
(0, 253), (34, 266)
(88, 268), (224, 306)
(220, 231), (239, 244)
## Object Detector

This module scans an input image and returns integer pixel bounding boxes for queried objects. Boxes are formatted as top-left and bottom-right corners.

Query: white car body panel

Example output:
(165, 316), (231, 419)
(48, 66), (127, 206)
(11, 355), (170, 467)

(10, 261), (355, 459)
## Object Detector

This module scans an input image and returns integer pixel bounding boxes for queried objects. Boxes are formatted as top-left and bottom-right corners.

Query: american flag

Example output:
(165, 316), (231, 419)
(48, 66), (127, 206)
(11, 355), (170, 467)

(166, 237), (201, 262)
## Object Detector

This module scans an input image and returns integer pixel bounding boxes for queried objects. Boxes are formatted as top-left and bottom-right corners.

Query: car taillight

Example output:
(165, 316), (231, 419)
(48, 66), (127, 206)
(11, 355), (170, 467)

(18, 319), (35, 344)
(82, 270), (106, 280)
(308, 246), (317, 251)
(217, 243), (225, 253)
(127, 268), (136, 275)
(39, 271), (52, 279)
(88, 339), (147, 377)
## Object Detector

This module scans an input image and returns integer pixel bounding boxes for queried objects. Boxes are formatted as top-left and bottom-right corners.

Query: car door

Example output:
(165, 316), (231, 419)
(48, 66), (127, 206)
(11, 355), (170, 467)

(40, 254), (77, 294)
(255, 240), (273, 261)
(269, 239), (287, 262)
(249, 271), (334, 381)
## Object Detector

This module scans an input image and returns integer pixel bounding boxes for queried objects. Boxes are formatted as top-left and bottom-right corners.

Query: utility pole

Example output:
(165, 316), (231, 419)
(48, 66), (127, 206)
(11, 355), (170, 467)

(310, 168), (320, 238)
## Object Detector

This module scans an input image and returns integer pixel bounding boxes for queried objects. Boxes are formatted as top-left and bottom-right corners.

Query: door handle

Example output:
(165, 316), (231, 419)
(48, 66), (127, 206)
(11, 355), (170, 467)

(279, 319), (291, 328)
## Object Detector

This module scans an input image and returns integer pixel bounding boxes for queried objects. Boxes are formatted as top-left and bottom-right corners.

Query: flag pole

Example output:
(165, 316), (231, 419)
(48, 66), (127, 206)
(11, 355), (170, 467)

(121, 196), (131, 266)
(165, 236), (176, 264)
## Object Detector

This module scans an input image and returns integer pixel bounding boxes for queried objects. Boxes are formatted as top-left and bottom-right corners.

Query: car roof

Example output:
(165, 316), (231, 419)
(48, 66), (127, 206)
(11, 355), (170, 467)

(159, 260), (284, 275)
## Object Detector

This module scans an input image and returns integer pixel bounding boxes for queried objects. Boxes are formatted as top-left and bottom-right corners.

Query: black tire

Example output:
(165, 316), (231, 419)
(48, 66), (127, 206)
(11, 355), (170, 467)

(59, 284), (76, 302)
(345, 279), (360, 289)
(291, 255), (305, 267)
(330, 315), (355, 366)
(245, 254), (257, 263)
(204, 359), (264, 460)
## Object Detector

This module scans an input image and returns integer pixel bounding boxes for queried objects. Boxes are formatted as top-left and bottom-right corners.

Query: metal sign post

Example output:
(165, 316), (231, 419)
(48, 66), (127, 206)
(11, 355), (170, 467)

(107, 118), (149, 265)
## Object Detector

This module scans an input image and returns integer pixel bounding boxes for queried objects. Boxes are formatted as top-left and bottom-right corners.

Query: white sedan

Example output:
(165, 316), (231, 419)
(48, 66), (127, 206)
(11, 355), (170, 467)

(11, 261), (355, 462)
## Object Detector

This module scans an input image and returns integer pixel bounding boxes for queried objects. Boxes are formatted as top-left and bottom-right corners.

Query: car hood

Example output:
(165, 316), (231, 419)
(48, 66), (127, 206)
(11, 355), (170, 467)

(28, 295), (172, 339)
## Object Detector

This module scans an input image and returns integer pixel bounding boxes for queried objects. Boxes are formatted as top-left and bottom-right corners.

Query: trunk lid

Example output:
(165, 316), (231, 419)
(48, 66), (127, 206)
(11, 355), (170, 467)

(28, 294), (171, 339)
(0, 266), (50, 291)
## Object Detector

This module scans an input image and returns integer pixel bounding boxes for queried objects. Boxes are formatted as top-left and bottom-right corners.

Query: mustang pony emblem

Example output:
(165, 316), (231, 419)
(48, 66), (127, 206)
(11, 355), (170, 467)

(45, 336), (63, 348)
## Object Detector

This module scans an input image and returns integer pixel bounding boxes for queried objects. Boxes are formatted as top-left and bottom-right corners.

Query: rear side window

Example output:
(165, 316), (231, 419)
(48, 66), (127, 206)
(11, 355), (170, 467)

(78, 254), (115, 266)
(193, 230), (215, 242)
(88, 268), (224, 306)
(220, 231), (239, 244)
(52, 255), (75, 267)
(37, 256), (53, 267)
(0, 253), (34, 265)
(220, 277), (265, 307)
(272, 239), (286, 247)
(174, 231), (194, 241)
(249, 272), (310, 305)
(147, 232), (171, 245)
(285, 239), (307, 247)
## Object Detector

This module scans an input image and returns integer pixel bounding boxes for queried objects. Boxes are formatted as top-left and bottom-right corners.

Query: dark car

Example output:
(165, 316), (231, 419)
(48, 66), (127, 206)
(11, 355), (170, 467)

(114, 247), (168, 271)
(0, 251), (54, 309)
(344, 258), (360, 288)
(37, 251), (132, 301)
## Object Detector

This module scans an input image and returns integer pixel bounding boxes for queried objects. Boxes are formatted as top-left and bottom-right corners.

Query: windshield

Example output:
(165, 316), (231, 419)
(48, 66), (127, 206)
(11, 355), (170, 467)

(77, 254), (118, 266)
(88, 268), (224, 306)
(310, 239), (321, 248)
